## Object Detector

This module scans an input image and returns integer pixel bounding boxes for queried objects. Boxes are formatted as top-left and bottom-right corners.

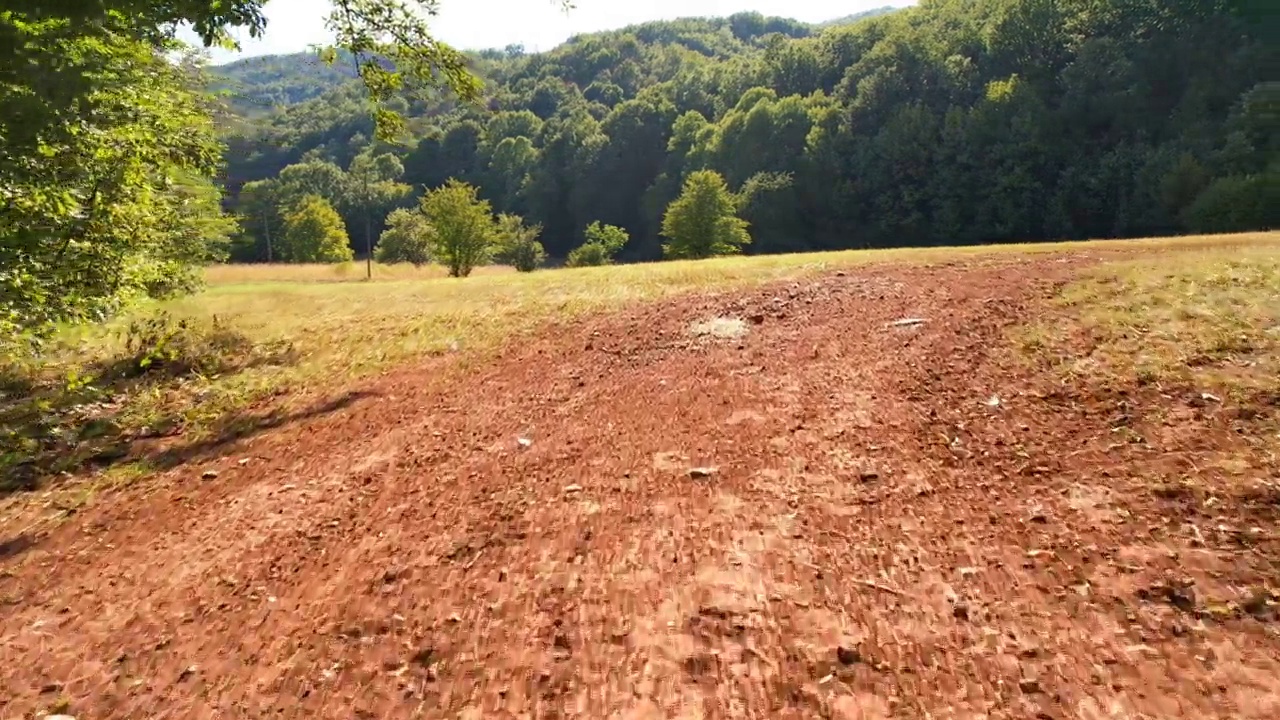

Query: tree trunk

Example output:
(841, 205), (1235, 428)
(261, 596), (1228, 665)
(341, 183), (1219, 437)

(365, 208), (372, 280)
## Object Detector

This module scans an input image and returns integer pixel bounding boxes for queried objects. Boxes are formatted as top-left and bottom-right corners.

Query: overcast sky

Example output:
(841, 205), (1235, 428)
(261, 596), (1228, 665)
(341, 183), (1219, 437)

(192, 0), (913, 63)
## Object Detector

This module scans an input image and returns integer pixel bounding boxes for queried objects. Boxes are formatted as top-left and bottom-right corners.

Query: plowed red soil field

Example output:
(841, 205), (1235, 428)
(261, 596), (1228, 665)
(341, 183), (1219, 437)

(4, 256), (1280, 719)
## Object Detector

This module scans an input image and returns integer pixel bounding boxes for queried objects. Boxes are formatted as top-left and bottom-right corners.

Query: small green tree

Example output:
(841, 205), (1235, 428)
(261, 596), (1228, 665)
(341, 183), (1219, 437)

(566, 221), (629, 267)
(375, 207), (434, 265)
(280, 195), (354, 263)
(422, 179), (496, 277)
(661, 170), (751, 259)
(344, 150), (413, 277)
(493, 214), (546, 272)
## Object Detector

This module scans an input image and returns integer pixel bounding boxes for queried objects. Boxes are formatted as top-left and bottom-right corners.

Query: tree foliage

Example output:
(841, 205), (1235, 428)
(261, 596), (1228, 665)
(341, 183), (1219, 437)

(218, 1), (1276, 263)
(3, 0), (550, 339)
(343, 150), (413, 263)
(281, 195), (354, 263)
(1, 23), (226, 340)
(661, 171), (751, 259)
(421, 180), (496, 277)
(493, 214), (546, 272)
(566, 222), (629, 267)
(374, 207), (433, 265)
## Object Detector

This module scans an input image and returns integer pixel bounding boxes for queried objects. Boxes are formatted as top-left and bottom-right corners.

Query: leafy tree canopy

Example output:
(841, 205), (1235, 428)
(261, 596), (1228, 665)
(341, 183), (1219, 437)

(375, 207), (434, 265)
(421, 180), (496, 278)
(281, 194), (354, 263)
(661, 170), (751, 259)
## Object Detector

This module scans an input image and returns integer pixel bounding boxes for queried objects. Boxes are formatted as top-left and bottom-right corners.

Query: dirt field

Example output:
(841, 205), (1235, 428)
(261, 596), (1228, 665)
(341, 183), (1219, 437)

(3, 254), (1279, 719)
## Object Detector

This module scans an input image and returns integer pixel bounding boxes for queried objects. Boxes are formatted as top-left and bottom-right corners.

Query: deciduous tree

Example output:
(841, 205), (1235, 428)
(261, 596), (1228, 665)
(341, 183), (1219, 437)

(493, 214), (546, 272)
(660, 171), (751, 259)
(421, 180), (496, 277)
(567, 222), (629, 267)
(344, 150), (412, 276)
(281, 195), (354, 263)
(375, 207), (433, 265)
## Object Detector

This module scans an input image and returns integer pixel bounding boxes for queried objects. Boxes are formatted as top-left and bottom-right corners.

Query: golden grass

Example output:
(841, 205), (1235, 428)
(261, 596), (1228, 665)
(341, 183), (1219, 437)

(202, 261), (517, 285)
(47, 232), (1280, 406)
(1022, 239), (1280, 399)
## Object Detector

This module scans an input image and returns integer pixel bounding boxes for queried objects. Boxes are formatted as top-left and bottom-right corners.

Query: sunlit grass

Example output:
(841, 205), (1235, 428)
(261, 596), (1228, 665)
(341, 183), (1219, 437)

(54, 232), (1280, 403)
(7, 231), (1278, 487)
(202, 261), (517, 285)
(1022, 240), (1280, 399)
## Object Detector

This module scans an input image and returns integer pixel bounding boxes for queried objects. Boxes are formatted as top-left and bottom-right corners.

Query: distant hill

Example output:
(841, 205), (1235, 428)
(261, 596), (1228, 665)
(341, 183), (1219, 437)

(209, 51), (358, 114)
(208, 8), (905, 113)
(817, 5), (905, 28)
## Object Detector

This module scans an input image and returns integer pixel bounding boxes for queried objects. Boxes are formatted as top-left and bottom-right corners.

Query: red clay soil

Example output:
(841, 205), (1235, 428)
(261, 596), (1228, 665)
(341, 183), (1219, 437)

(3, 256), (1280, 719)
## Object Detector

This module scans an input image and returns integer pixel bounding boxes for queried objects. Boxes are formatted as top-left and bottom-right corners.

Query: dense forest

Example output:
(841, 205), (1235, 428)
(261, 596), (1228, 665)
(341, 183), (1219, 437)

(1, 0), (1276, 341)
(216, 0), (1278, 265)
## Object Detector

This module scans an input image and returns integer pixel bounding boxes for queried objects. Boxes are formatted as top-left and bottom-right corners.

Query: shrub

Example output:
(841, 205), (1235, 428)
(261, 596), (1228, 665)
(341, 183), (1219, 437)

(421, 180), (496, 277)
(280, 195), (354, 263)
(120, 313), (256, 378)
(1182, 171), (1280, 233)
(375, 207), (434, 266)
(566, 222), (629, 267)
(493, 214), (546, 272)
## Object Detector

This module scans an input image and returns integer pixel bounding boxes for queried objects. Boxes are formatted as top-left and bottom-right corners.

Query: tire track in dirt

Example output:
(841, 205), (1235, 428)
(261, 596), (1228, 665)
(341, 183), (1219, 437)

(3, 256), (1279, 719)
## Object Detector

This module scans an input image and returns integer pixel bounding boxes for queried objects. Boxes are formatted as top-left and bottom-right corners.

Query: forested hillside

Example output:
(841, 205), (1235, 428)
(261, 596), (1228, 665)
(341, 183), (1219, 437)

(817, 6), (904, 27)
(211, 51), (359, 115)
(215, 0), (1277, 264)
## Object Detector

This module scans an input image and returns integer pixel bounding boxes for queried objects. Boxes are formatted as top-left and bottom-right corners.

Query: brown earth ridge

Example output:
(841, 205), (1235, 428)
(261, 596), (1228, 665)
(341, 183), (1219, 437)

(3, 256), (1279, 719)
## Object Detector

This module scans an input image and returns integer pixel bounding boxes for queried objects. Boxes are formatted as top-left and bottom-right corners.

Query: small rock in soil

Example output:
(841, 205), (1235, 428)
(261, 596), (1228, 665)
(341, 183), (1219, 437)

(201, 470), (219, 480)
(178, 665), (198, 682)
(952, 602), (971, 620)
(410, 647), (434, 666)
(689, 467), (718, 479)
(563, 484), (584, 494)
(1019, 677), (1042, 694)
(553, 632), (573, 654)
(836, 646), (861, 665)
(859, 470), (880, 482)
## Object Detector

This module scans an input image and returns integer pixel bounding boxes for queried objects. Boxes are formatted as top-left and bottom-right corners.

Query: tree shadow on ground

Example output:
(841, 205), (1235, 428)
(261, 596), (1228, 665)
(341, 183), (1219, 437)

(0, 533), (36, 561)
(1, 315), (307, 496)
(1, 387), (376, 498)
(142, 389), (379, 471)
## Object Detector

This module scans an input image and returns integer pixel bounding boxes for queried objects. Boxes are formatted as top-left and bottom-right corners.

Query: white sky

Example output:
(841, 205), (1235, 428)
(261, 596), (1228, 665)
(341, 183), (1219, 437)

(194, 0), (914, 63)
